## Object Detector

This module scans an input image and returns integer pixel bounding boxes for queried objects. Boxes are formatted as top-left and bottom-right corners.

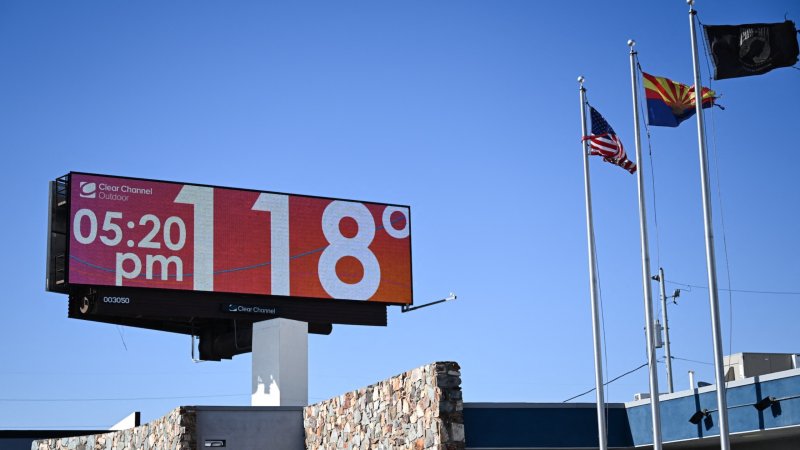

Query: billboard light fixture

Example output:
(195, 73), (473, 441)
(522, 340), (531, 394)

(402, 293), (457, 313)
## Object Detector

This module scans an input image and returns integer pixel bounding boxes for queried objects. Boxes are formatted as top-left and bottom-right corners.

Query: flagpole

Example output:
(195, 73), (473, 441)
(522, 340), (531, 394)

(628, 40), (663, 450)
(578, 76), (608, 450)
(687, 2), (731, 449)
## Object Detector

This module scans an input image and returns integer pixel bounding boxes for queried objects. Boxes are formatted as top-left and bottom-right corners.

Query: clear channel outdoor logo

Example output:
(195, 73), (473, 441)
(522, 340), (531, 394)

(78, 180), (154, 201)
(79, 182), (97, 198)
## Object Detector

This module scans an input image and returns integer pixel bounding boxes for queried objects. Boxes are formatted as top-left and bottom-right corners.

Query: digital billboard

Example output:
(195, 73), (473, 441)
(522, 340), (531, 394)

(62, 173), (412, 305)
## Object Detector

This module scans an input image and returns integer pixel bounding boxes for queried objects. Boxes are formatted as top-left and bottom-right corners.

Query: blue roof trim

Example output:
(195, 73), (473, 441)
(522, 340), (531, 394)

(626, 370), (800, 446)
(464, 404), (634, 448)
(464, 370), (800, 449)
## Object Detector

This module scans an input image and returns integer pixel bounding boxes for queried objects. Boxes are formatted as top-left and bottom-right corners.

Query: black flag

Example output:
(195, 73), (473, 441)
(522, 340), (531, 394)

(704, 20), (799, 80)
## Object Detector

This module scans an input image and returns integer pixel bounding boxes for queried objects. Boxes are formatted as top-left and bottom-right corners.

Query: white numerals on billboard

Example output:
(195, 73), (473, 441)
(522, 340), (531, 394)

(252, 193), (290, 296)
(73, 209), (98, 244)
(138, 214), (162, 249)
(73, 208), (189, 286)
(318, 201), (381, 300)
(73, 180), (409, 301)
(99, 212), (123, 246)
(175, 185), (214, 291)
(72, 208), (186, 251)
(163, 217), (187, 251)
(382, 206), (409, 239)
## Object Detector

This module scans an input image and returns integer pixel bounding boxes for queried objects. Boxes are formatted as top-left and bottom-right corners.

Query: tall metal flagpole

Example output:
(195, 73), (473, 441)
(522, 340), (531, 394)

(628, 40), (663, 450)
(578, 76), (608, 450)
(687, 2), (731, 449)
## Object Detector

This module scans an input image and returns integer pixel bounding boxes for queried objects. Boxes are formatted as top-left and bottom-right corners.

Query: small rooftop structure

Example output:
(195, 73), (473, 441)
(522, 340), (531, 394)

(723, 352), (799, 381)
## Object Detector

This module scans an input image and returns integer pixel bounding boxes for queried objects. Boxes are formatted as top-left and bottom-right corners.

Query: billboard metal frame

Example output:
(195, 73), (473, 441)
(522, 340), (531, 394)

(62, 171), (413, 305)
(47, 172), (413, 358)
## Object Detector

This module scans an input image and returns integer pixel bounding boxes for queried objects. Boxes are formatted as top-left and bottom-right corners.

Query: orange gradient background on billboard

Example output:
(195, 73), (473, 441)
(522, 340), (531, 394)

(68, 173), (412, 305)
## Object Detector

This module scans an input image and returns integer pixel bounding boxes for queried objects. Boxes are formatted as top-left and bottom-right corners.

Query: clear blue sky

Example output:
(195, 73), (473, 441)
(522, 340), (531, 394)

(1, 0), (798, 429)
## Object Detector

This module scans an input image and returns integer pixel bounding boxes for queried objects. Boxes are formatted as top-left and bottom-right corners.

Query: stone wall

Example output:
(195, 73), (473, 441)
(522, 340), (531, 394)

(304, 362), (464, 450)
(32, 407), (196, 450)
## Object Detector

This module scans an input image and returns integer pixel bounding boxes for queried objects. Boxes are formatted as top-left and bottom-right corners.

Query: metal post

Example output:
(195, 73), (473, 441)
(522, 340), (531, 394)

(579, 76), (608, 450)
(628, 40), (663, 450)
(687, 2), (730, 449)
(658, 268), (674, 393)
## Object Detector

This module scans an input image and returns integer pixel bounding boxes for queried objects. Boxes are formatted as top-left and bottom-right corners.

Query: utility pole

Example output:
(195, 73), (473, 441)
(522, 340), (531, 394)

(653, 268), (674, 393)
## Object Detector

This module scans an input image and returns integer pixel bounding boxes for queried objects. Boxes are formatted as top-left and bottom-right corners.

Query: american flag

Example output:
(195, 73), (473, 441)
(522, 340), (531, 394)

(583, 105), (637, 174)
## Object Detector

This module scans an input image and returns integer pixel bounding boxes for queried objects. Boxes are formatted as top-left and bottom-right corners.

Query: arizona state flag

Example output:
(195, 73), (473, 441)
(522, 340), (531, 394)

(704, 21), (799, 80)
(643, 73), (716, 127)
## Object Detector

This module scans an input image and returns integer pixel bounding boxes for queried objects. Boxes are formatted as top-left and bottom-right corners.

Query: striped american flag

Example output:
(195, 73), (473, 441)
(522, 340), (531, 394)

(583, 105), (637, 174)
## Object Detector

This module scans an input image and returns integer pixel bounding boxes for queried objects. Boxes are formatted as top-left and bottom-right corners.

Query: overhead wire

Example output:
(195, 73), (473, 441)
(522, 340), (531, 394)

(0, 369), (249, 376)
(634, 53), (664, 323)
(635, 54), (662, 273)
(666, 280), (800, 296)
(634, 52), (668, 399)
(583, 92), (610, 438)
(670, 355), (714, 366)
(0, 393), (249, 403)
(1, 425), (109, 430)
(562, 362), (649, 403)
(696, 10), (736, 387)
(115, 326), (128, 351)
(593, 214), (611, 436)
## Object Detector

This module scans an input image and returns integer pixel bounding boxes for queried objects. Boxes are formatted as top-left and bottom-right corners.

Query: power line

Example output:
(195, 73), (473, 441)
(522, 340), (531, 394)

(635, 54), (662, 274)
(563, 362), (648, 403)
(115, 325), (128, 351)
(0, 393), (249, 403)
(0, 426), (107, 430)
(0, 370), (248, 376)
(697, 9), (736, 385)
(670, 355), (714, 366)
(666, 280), (800, 296)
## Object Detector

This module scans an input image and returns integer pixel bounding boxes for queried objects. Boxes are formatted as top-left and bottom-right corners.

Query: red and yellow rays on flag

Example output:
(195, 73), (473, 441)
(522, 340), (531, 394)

(643, 72), (716, 127)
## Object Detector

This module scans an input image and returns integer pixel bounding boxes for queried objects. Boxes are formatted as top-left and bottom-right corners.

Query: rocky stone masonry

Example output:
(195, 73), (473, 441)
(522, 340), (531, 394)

(32, 407), (196, 450)
(304, 362), (464, 450)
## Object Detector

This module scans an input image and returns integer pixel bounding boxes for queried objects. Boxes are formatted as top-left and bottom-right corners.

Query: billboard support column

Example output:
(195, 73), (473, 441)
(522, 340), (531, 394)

(251, 318), (308, 407)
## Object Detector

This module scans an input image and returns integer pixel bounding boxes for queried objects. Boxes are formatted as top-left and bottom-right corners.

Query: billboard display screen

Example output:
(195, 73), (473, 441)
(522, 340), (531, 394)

(66, 173), (412, 305)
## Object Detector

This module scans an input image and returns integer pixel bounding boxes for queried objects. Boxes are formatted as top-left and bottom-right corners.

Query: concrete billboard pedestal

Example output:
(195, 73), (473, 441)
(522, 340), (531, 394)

(251, 318), (308, 407)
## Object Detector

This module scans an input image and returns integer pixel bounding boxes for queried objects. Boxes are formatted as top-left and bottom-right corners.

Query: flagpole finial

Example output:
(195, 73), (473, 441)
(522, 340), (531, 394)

(687, 0), (695, 7)
(627, 39), (636, 47)
(578, 75), (585, 85)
